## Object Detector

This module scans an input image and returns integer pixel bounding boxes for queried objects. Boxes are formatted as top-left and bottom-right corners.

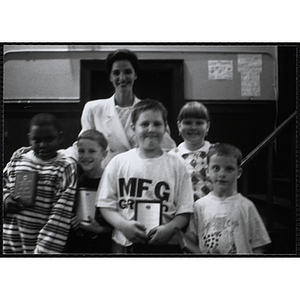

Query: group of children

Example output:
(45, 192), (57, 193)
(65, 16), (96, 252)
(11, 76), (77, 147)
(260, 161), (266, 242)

(3, 100), (271, 255)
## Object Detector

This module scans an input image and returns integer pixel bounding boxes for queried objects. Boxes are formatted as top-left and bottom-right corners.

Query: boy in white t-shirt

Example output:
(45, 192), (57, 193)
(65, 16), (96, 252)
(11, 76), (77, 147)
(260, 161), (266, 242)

(188, 143), (271, 254)
(97, 99), (194, 254)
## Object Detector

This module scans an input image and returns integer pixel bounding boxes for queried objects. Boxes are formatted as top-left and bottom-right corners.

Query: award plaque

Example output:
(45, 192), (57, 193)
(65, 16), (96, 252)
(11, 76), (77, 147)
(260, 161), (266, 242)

(14, 171), (38, 206)
(135, 200), (162, 234)
(75, 188), (97, 222)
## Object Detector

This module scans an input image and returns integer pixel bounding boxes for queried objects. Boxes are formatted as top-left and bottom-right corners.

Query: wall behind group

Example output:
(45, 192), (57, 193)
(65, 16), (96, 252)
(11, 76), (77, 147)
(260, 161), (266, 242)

(4, 44), (277, 101)
(4, 44), (282, 170)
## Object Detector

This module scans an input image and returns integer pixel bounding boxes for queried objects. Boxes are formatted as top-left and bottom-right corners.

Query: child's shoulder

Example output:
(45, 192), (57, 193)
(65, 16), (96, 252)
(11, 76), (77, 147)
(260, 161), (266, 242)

(168, 148), (180, 155)
(202, 141), (212, 151)
(168, 143), (186, 159)
(194, 192), (214, 204)
(165, 150), (187, 166)
(55, 151), (77, 167)
(116, 149), (136, 160)
(9, 146), (31, 161)
(234, 193), (256, 207)
(106, 149), (137, 168)
(219, 193), (257, 211)
(170, 141), (212, 155)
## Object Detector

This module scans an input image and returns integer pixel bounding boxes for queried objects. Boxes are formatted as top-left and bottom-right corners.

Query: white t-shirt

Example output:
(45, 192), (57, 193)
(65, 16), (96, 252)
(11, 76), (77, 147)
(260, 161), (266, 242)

(97, 149), (194, 247)
(188, 192), (271, 254)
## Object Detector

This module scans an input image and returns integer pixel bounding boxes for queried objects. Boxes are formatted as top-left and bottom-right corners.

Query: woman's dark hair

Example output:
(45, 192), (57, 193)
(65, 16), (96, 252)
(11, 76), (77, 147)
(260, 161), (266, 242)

(105, 49), (140, 75)
(177, 101), (210, 122)
(131, 99), (168, 125)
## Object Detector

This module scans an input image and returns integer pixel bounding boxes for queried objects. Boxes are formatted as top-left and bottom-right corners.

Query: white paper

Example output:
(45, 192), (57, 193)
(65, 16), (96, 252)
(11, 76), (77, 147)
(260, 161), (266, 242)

(136, 202), (161, 234)
(238, 54), (262, 97)
(208, 60), (233, 80)
(238, 54), (262, 73)
(240, 70), (261, 97)
(76, 190), (97, 221)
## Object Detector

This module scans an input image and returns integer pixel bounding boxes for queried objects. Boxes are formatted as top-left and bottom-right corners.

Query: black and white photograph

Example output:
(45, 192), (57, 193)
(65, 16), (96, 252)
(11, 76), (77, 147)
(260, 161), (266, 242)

(2, 43), (297, 257)
(1, 2), (299, 299)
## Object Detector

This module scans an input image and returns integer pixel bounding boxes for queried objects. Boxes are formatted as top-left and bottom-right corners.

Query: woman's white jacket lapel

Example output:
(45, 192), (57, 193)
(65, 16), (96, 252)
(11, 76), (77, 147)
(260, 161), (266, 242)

(105, 95), (134, 150)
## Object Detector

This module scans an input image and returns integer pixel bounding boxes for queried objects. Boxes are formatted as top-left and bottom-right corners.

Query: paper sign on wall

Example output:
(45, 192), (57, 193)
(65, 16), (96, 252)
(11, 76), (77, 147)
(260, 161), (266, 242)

(238, 54), (262, 97)
(208, 60), (233, 80)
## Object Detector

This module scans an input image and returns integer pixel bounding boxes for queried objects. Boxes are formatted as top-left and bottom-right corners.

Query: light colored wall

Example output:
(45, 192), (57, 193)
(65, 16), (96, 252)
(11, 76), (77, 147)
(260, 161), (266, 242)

(4, 44), (277, 101)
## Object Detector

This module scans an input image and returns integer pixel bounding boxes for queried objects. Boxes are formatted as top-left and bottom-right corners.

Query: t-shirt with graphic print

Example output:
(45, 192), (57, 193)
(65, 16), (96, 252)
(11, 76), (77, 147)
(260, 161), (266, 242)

(188, 192), (271, 254)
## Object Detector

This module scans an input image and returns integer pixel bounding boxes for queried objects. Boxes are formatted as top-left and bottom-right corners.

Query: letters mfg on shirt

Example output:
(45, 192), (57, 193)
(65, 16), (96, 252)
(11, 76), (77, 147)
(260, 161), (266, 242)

(118, 177), (170, 212)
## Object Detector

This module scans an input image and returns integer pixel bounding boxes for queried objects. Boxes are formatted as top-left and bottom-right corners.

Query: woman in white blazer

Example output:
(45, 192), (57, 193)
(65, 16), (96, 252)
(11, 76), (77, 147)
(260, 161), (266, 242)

(74, 49), (176, 168)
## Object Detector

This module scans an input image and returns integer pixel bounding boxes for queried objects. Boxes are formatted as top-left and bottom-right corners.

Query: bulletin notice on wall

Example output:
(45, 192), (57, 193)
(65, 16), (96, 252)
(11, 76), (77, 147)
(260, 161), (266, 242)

(238, 54), (262, 97)
(208, 60), (233, 80)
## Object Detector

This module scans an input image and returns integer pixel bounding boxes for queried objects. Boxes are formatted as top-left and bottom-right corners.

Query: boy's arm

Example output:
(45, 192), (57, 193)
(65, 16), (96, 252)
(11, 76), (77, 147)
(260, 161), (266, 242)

(186, 208), (199, 245)
(61, 143), (78, 162)
(148, 160), (194, 245)
(34, 162), (77, 254)
(3, 151), (27, 216)
(248, 201), (272, 253)
(100, 208), (147, 244)
(3, 195), (24, 216)
(148, 213), (190, 245)
(166, 213), (190, 231)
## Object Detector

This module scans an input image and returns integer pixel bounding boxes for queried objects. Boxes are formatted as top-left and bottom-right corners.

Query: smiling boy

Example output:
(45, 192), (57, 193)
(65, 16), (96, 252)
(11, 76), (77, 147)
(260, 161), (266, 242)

(97, 100), (193, 254)
(188, 143), (271, 254)
(66, 130), (113, 254)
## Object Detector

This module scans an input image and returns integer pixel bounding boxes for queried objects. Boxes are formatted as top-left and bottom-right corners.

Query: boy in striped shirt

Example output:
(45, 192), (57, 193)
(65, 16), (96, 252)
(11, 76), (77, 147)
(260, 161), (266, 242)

(3, 113), (77, 254)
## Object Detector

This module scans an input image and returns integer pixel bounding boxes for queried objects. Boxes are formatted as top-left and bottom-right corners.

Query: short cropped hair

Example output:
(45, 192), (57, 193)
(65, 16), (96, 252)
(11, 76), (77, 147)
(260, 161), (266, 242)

(207, 143), (243, 167)
(29, 113), (61, 132)
(131, 99), (168, 125)
(105, 49), (140, 75)
(177, 101), (210, 122)
(77, 130), (108, 150)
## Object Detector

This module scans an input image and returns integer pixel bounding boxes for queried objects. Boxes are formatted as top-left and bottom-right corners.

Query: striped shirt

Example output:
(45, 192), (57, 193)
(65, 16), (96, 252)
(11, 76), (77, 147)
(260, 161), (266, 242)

(3, 148), (77, 254)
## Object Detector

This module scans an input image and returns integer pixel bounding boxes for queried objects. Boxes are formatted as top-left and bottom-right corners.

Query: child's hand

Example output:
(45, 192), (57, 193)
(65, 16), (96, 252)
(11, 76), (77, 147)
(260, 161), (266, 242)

(122, 221), (148, 244)
(71, 215), (81, 230)
(4, 195), (24, 214)
(79, 216), (111, 234)
(147, 225), (175, 245)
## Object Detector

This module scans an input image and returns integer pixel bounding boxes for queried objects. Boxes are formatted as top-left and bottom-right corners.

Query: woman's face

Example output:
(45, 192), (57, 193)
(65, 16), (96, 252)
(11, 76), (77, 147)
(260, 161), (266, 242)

(110, 60), (136, 94)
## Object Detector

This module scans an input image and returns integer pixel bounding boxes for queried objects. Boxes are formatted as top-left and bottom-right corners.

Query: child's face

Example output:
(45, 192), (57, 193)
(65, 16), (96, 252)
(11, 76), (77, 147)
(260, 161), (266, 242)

(78, 139), (106, 173)
(208, 154), (242, 196)
(28, 125), (61, 161)
(178, 118), (210, 147)
(131, 109), (166, 156)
